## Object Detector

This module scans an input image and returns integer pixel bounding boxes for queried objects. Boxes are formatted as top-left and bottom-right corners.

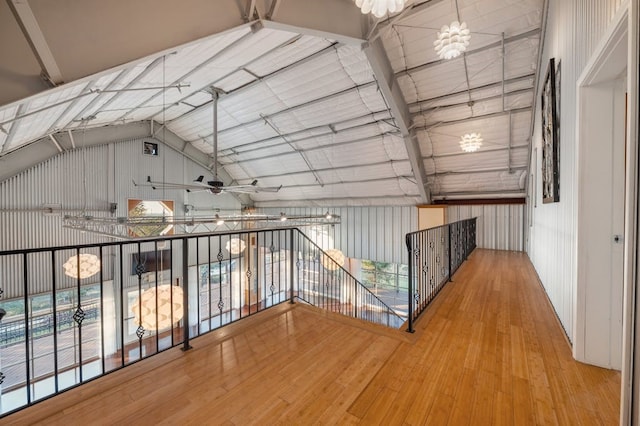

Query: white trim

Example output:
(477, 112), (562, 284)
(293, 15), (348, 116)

(574, 5), (629, 367)
(621, 0), (639, 422)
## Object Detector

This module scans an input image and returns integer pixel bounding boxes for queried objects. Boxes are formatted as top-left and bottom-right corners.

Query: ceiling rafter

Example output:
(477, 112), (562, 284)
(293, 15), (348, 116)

(216, 110), (393, 156)
(0, 104), (27, 153)
(239, 158), (410, 181)
(199, 81), (378, 140)
(408, 73), (535, 109)
(219, 131), (400, 165)
(423, 143), (529, 160)
(158, 41), (340, 125)
(412, 86), (533, 115)
(363, 37), (431, 203)
(395, 28), (541, 79)
(426, 166), (527, 177)
(112, 30), (260, 125)
(413, 106), (531, 130)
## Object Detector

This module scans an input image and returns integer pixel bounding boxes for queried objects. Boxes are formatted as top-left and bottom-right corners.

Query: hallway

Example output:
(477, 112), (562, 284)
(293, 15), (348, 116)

(6, 249), (620, 424)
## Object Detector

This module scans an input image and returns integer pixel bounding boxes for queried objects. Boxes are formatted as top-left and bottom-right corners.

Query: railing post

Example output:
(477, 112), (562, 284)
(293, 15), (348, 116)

(289, 229), (295, 304)
(406, 234), (415, 333)
(448, 223), (453, 282)
(182, 237), (192, 351)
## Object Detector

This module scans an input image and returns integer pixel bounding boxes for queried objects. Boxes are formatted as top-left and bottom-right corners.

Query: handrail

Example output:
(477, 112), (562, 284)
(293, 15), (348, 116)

(292, 230), (404, 327)
(405, 218), (477, 332)
(0, 226), (404, 417)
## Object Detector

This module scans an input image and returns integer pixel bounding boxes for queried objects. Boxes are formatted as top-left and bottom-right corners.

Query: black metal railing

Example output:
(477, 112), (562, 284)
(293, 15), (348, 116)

(405, 218), (477, 333)
(0, 227), (401, 416)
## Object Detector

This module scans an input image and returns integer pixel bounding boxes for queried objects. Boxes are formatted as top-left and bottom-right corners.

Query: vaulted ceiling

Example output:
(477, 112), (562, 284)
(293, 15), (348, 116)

(0, 0), (544, 207)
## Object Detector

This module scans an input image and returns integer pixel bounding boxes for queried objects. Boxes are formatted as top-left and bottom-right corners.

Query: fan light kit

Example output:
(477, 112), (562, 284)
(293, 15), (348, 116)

(354, 0), (407, 18)
(460, 133), (483, 152)
(434, 21), (471, 59)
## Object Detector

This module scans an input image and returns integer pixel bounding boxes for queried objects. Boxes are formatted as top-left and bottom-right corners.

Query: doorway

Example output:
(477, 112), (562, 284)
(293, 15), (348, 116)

(575, 10), (628, 370)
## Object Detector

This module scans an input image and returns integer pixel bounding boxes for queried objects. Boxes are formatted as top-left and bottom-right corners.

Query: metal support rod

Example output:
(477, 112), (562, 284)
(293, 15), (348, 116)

(289, 229), (295, 304)
(502, 32), (506, 112)
(181, 238), (192, 351)
(49, 134), (63, 152)
(406, 234), (414, 333)
(212, 90), (219, 179)
(508, 110), (513, 173)
(448, 224), (453, 282)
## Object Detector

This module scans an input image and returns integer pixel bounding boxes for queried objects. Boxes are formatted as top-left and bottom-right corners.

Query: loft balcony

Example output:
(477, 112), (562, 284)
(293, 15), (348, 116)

(3, 249), (619, 424)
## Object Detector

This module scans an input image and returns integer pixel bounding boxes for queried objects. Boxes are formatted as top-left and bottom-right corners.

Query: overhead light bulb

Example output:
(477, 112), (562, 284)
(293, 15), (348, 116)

(325, 211), (332, 220)
(434, 21), (471, 60)
(215, 214), (224, 226)
(460, 133), (483, 152)
(280, 212), (287, 222)
(354, 0), (407, 18)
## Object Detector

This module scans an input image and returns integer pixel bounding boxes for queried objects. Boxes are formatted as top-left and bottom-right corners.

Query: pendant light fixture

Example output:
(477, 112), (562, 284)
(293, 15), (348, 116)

(131, 284), (184, 331)
(63, 253), (101, 279)
(459, 133), (483, 152)
(434, 20), (471, 59)
(322, 248), (346, 271)
(354, 0), (407, 18)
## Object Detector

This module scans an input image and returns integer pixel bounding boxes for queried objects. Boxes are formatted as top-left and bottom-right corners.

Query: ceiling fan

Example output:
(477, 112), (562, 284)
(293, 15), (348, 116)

(134, 89), (282, 196)
(135, 175), (282, 194)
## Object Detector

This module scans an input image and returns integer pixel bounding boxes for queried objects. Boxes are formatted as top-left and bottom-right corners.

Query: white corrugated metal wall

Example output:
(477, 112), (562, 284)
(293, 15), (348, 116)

(0, 139), (241, 299)
(447, 205), (524, 251)
(259, 206), (417, 265)
(527, 0), (626, 342)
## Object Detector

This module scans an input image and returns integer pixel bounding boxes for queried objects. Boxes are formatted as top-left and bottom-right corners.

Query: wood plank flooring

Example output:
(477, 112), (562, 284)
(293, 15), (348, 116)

(5, 249), (620, 425)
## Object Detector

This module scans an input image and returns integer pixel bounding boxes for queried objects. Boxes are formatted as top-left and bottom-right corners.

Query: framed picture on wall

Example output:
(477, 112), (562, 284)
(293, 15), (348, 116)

(541, 58), (560, 203)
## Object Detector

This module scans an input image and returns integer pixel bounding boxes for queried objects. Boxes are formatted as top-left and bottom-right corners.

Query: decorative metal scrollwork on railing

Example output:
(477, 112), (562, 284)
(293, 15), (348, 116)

(405, 218), (477, 333)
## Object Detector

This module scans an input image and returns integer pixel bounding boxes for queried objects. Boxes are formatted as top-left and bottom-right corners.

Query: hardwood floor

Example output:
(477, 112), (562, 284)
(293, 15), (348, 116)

(5, 249), (620, 425)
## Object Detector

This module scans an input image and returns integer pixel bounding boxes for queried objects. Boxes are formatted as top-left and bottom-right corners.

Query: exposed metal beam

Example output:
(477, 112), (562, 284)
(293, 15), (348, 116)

(0, 104), (26, 153)
(48, 134), (63, 152)
(431, 190), (526, 197)
(161, 41), (339, 124)
(275, 175), (414, 190)
(368, 0), (447, 41)
(423, 144), (528, 160)
(245, 0), (257, 21)
(217, 111), (393, 156)
(242, 159), (410, 181)
(202, 81), (378, 139)
(266, 0), (282, 20)
(414, 106), (532, 131)
(363, 37), (430, 203)
(61, 69), (130, 131)
(408, 73), (535, 110)
(46, 81), (95, 135)
(254, 194), (422, 208)
(220, 131), (399, 165)
(426, 166), (526, 177)
(395, 28), (541, 79)
(7, 0), (64, 85)
(118, 31), (268, 124)
(413, 87), (533, 116)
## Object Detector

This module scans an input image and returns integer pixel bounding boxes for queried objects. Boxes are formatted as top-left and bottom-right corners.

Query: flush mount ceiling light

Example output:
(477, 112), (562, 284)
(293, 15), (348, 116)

(131, 284), (184, 331)
(460, 133), (483, 152)
(434, 21), (471, 59)
(63, 253), (101, 279)
(322, 249), (346, 271)
(354, 0), (407, 18)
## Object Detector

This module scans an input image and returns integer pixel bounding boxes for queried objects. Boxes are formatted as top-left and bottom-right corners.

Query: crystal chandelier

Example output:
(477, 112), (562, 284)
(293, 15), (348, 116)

(63, 253), (101, 279)
(354, 0), (407, 18)
(434, 21), (471, 59)
(460, 133), (483, 152)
